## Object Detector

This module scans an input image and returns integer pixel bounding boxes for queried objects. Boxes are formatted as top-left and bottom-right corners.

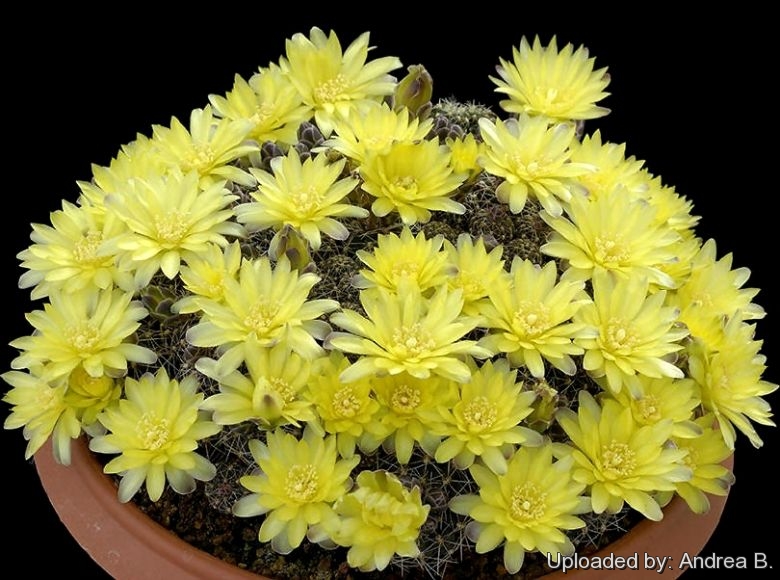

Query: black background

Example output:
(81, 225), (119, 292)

(3, 9), (776, 579)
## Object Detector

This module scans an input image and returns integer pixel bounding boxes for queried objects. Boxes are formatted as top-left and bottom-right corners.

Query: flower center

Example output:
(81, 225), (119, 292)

(509, 481), (547, 523)
(292, 185), (323, 216)
(452, 272), (485, 301)
(532, 85), (573, 113)
(577, 171), (610, 197)
(268, 377), (296, 403)
(690, 291), (713, 308)
(358, 488), (408, 528)
(154, 210), (190, 245)
(391, 323), (435, 358)
(513, 300), (551, 338)
(681, 446), (699, 470)
(600, 440), (636, 478)
(332, 386), (361, 418)
(594, 235), (630, 264)
(393, 175), (417, 191)
(65, 323), (101, 353)
(285, 464), (319, 502)
(717, 372), (730, 391)
(137, 412), (170, 450)
(364, 134), (390, 150)
(251, 102), (276, 126)
(390, 384), (421, 414)
(36, 386), (62, 411)
(463, 396), (498, 431)
(253, 376), (296, 416)
(314, 74), (348, 103)
(604, 318), (639, 353)
(391, 260), (420, 281)
(72, 231), (105, 266)
(200, 271), (226, 299)
(243, 299), (280, 336)
(635, 394), (661, 423)
(386, 175), (419, 201)
(183, 143), (216, 173)
(511, 154), (553, 179)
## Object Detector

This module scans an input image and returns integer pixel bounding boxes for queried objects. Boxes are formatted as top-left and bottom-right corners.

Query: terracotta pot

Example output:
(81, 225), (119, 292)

(35, 437), (264, 580)
(35, 437), (732, 579)
(542, 457), (733, 579)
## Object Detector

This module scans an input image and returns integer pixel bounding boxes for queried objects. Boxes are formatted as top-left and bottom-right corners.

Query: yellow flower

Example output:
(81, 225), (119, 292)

(235, 149), (365, 250)
(444, 234), (506, 315)
(354, 227), (452, 293)
(541, 186), (681, 287)
(198, 342), (317, 429)
(557, 391), (692, 520)
(173, 241), (243, 314)
(186, 255), (337, 375)
(281, 27), (402, 136)
(2, 366), (80, 464)
(323, 470), (429, 572)
(18, 200), (133, 299)
(209, 65), (309, 146)
(672, 239), (765, 350)
(89, 368), (221, 502)
(3, 361), (120, 464)
(568, 130), (646, 199)
(233, 428), (359, 554)
(479, 259), (589, 378)
(359, 140), (467, 225)
(672, 415), (734, 514)
(575, 272), (688, 396)
(449, 444), (589, 574)
(326, 101), (433, 163)
(10, 288), (156, 381)
(688, 318), (777, 449)
(478, 115), (593, 216)
(369, 372), (458, 464)
(642, 175), (700, 235)
(446, 133), (485, 179)
(611, 375), (702, 439)
(78, 134), (165, 207)
(328, 285), (489, 383)
(307, 352), (380, 458)
(106, 170), (243, 285)
(656, 236), (702, 292)
(64, 364), (122, 426)
(152, 105), (257, 187)
(427, 359), (542, 473)
(491, 36), (610, 121)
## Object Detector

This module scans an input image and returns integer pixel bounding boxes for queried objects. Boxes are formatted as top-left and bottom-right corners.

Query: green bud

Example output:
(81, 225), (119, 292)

(269, 225), (312, 270)
(394, 64), (433, 118)
(527, 380), (559, 430)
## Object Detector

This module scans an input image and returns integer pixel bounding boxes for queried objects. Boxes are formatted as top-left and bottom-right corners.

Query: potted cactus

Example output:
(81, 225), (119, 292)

(4, 21), (776, 580)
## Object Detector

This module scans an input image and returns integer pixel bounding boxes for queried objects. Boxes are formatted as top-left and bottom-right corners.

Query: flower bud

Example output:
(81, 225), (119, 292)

(394, 65), (433, 119)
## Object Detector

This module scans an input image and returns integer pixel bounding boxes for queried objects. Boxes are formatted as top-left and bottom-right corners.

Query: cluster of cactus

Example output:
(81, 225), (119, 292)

(124, 106), (624, 576)
(7, 29), (768, 580)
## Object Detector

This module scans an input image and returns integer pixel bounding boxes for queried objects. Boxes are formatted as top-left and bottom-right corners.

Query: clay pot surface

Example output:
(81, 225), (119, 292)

(35, 437), (731, 579)
(543, 455), (732, 579)
(36, 437), (264, 580)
